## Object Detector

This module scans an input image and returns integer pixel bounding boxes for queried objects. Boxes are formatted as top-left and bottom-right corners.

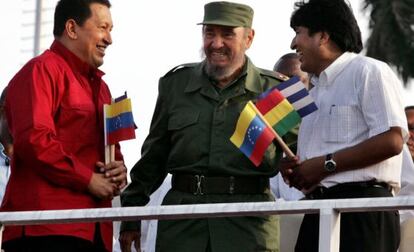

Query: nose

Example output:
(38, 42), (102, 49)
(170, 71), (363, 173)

(211, 35), (224, 49)
(290, 37), (296, 50)
(104, 30), (112, 45)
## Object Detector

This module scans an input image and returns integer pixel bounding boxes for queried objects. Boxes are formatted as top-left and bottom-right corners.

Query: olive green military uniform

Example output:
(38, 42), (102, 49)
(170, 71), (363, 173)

(121, 58), (288, 252)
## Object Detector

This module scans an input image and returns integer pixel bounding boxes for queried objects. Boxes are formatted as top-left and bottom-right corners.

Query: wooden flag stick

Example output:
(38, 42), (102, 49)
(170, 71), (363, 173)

(248, 101), (295, 158)
(104, 103), (115, 165)
(104, 145), (115, 164)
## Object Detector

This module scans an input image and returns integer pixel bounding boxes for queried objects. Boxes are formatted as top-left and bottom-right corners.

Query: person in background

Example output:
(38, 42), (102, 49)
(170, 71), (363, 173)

(405, 106), (414, 160)
(119, 2), (287, 252)
(281, 0), (408, 251)
(270, 53), (307, 201)
(273, 52), (310, 89)
(0, 87), (11, 204)
(398, 105), (414, 252)
(1, 0), (127, 251)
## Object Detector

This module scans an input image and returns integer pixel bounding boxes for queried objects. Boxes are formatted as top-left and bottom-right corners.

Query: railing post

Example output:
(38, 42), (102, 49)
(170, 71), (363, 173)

(318, 207), (340, 252)
(0, 224), (3, 251)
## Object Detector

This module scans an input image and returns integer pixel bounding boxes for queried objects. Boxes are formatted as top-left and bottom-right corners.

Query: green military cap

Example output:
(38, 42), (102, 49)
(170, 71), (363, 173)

(198, 1), (254, 28)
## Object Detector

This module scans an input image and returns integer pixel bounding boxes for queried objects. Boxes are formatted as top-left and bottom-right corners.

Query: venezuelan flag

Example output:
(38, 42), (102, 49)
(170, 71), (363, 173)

(230, 101), (276, 166)
(256, 87), (301, 137)
(104, 97), (136, 145)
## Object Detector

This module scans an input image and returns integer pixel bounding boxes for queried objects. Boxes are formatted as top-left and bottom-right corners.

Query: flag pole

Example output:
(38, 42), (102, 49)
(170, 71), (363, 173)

(248, 101), (295, 158)
(104, 104), (115, 164)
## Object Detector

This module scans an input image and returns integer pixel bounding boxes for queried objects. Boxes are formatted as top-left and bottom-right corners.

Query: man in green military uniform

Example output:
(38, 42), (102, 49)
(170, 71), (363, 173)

(119, 2), (286, 251)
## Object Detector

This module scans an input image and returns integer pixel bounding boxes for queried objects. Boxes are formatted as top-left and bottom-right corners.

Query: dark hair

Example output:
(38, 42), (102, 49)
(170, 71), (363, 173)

(406, 106), (414, 111)
(273, 53), (300, 73)
(290, 0), (362, 53)
(53, 0), (111, 37)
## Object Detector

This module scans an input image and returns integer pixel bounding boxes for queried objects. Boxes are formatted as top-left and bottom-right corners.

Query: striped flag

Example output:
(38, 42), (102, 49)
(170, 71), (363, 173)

(230, 101), (276, 166)
(256, 76), (317, 136)
(104, 95), (136, 145)
(275, 76), (317, 117)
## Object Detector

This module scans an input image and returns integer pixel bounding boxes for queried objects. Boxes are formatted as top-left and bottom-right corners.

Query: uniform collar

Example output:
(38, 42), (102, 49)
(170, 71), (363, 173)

(311, 52), (356, 87)
(50, 40), (105, 79)
(184, 57), (262, 94)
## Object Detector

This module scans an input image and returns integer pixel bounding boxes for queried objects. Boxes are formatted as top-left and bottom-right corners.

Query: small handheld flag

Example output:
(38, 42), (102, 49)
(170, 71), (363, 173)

(230, 101), (276, 166)
(256, 76), (317, 136)
(256, 86), (301, 137)
(104, 95), (136, 146)
(103, 92), (136, 164)
(275, 76), (317, 117)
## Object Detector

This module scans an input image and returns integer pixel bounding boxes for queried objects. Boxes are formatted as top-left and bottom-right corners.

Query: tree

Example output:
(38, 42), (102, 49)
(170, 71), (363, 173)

(363, 0), (414, 86)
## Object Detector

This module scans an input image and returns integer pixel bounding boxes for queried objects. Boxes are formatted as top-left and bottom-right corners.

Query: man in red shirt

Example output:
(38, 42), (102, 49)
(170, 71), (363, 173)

(1, 0), (127, 251)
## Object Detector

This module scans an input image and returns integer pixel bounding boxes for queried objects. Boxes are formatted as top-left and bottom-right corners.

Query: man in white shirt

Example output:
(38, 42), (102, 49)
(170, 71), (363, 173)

(281, 0), (408, 251)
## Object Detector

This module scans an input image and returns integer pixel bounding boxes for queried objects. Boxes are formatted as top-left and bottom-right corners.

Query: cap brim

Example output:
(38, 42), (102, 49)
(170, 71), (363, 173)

(197, 20), (242, 27)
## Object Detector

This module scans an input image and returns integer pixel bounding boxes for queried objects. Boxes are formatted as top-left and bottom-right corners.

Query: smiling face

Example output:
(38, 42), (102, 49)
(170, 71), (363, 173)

(290, 26), (325, 76)
(202, 25), (254, 81)
(71, 3), (113, 68)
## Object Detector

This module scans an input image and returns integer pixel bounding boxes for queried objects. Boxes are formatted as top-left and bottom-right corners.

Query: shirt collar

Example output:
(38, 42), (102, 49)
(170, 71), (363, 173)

(184, 57), (262, 94)
(50, 40), (105, 79)
(311, 52), (356, 86)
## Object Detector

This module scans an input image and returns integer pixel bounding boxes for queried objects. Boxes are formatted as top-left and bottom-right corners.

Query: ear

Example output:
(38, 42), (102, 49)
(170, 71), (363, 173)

(319, 31), (330, 46)
(245, 28), (255, 49)
(65, 19), (78, 40)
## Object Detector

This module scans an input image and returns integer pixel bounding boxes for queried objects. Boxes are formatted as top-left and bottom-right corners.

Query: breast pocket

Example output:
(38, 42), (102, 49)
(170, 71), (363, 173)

(323, 105), (359, 143)
(168, 112), (199, 131)
(167, 111), (201, 165)
(56, 103), (96, 143)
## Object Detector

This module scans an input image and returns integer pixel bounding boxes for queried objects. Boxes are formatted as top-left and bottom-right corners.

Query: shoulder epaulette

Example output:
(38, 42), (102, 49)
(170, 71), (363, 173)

(259, 68), (290, 82)
(162, 63), (198, 78)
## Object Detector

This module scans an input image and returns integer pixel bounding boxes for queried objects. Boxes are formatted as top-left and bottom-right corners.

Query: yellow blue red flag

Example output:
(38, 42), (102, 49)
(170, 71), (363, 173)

(104, 94), (136, 145)
(230, 101), (276, 166)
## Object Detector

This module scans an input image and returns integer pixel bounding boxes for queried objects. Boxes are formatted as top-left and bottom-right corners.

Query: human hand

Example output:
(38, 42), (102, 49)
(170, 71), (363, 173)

(119, 230), (141, 252)
(87, 173), (118, 200)
(289, 156), (325, 191)
(96, 161), (128, 191)
(279, 156), (300, 186)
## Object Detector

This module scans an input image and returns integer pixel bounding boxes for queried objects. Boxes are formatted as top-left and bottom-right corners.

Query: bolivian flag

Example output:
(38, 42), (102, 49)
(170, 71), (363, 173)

(104, 96), (136, 145)
(256, 76), (317, 136)
(230, 101), (276, 166)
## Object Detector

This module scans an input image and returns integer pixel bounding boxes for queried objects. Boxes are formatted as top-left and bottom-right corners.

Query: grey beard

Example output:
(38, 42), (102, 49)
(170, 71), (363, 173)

(204, 63), (235, 81)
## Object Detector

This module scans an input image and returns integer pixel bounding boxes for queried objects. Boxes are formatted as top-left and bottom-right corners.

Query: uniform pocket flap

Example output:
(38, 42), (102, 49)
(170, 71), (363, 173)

(168, 111), (200, 130)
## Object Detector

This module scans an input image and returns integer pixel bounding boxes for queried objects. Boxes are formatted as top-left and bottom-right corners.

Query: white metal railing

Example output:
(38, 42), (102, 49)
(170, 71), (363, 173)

(1, 196), (414, 252)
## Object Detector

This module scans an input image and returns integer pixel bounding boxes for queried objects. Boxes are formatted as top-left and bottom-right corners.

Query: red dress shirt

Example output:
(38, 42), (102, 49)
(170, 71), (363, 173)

(1, 40), (122, 251)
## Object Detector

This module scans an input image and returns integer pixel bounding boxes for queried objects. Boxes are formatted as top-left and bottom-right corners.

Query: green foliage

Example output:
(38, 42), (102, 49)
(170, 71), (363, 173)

(363, 0), (414, 86)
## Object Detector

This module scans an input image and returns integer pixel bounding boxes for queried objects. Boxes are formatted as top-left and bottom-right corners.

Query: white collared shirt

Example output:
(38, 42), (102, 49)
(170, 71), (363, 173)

(298, 52), (408, 189)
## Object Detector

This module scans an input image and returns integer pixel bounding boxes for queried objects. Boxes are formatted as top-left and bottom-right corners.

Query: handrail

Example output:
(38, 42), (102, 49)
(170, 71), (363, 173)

(1, 196), (414, 252)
